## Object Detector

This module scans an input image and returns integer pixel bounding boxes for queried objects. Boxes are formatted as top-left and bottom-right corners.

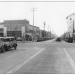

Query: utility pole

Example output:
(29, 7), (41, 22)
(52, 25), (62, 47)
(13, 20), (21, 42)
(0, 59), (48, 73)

(32, 8), (35, 41)
(33, 8), (35, 27)
(44, 21), (46, 38)
(73, 19), (74, 42)
(48, 25), (51, 39)
(50, 26), (51, 39)
(44, 21), (46, 31)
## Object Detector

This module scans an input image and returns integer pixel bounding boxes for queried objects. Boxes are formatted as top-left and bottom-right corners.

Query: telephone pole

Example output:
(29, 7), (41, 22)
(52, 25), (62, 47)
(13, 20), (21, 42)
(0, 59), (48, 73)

(50, 26), (51, 39)
(73, 19), (74, 42)
(43, 21), (46, 38)
(33, 8), (35, 27)
(44, 21), (46, 31)
(32, 8), (37, 41)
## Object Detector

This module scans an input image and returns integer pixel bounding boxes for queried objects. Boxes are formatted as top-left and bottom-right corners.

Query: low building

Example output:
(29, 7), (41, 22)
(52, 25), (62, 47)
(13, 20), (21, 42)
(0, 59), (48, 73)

(0, 19), (40, 41)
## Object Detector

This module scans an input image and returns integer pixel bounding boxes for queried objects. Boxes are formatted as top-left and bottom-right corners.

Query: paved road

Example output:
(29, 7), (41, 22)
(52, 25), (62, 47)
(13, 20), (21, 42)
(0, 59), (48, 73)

(13, 41), (75, 74)
(0, 40), (75, 74)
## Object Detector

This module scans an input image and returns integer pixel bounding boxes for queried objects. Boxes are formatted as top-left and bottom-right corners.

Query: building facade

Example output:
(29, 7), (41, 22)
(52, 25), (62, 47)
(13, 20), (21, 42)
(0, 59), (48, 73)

(66, 13), (75, 42)
(0, 19), (40, 41)
(0, 25), (7, 37)
(66, 13), (75, 35)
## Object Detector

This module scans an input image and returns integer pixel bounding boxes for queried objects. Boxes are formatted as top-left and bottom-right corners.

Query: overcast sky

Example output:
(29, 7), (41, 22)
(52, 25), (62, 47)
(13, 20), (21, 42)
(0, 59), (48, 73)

(0, 2), (75, 36)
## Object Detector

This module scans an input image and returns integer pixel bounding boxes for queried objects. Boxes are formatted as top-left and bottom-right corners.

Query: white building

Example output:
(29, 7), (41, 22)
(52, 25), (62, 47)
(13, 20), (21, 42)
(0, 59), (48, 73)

(66, 13), (75, 32)
(66, 13), (75, 37)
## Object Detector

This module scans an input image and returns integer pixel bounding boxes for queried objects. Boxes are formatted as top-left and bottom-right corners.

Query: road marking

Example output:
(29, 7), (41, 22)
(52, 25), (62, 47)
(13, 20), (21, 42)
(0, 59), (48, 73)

(7, 48), (45, 74)
(63, 48), (75, 73)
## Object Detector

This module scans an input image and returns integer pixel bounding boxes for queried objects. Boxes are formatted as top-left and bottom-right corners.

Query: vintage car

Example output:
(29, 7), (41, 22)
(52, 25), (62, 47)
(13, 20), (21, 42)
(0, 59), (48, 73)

(0, 37), (17, 53)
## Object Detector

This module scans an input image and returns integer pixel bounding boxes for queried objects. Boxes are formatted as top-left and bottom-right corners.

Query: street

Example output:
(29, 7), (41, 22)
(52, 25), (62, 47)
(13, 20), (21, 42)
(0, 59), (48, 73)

(0, 40), (75, 74)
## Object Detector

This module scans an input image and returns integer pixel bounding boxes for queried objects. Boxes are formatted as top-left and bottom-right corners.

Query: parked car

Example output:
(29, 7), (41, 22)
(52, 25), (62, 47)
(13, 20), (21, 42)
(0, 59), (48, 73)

(0, 37), (17, 52)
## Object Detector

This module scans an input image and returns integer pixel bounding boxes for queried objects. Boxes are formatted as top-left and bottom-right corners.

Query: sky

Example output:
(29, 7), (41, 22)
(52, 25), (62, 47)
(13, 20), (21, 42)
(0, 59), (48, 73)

(0, 1), (75, 36)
